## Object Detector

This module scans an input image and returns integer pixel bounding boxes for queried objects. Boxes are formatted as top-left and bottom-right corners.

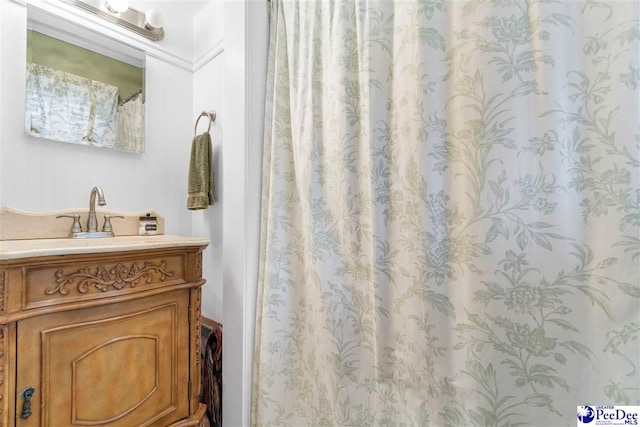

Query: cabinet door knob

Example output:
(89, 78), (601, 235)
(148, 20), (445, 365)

(20, 386), (35, 419)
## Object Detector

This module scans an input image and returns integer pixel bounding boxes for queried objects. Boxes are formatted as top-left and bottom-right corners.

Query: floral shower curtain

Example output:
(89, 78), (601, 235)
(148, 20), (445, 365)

(253, 1), (639, 426)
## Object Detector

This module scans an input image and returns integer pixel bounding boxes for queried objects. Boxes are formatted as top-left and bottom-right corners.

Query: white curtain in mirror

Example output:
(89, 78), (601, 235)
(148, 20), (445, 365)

(117, 93), (144, 153)
(25, 63), (118, 148)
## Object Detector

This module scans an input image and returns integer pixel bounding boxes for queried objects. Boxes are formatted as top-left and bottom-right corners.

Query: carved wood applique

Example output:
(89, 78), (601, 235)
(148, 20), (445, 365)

(0, 271), (4, 313)
(196, 252), (203, 279)
(46, 261), (174, 295)
(195, 288), (202, 367)
(0, 325), (5, 427)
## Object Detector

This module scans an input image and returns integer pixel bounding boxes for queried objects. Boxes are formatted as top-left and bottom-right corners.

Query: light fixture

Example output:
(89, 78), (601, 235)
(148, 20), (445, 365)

(144, 9), (164, 30)
(105, 0), (129, 14)
(58, 0), (165, 42)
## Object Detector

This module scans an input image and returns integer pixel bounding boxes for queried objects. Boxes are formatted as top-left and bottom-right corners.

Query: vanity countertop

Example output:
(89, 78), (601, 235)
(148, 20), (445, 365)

(0, 235), (210, 260)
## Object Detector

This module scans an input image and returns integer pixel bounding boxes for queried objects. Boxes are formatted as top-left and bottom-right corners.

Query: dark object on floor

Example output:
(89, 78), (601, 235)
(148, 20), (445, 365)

(202, 321), (223, 427)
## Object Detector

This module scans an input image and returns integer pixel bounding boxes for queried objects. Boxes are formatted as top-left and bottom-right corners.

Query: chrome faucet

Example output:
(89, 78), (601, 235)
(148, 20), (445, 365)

(87, 186), (106, 232)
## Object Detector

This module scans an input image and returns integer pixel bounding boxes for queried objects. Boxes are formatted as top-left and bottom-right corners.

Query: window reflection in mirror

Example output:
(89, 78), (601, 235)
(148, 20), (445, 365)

(25, 11), (145, 153)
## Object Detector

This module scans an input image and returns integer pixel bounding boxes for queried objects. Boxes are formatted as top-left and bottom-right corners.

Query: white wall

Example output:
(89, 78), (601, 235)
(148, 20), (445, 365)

(0, 0), (8, 208)
(192, 2), (268, 425)
(221, 1), (268, 425)
(193, 1), (225, 323)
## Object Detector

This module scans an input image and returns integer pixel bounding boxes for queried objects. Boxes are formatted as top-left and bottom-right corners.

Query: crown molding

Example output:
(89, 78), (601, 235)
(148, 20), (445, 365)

(193, 37), (225, 73)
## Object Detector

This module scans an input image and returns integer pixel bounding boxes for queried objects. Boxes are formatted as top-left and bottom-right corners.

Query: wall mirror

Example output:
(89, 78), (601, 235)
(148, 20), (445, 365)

(25, 4), (145, 153)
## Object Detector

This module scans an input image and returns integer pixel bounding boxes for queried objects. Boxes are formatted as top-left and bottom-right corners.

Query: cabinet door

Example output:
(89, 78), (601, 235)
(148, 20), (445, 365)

(16, 290), (191, 427)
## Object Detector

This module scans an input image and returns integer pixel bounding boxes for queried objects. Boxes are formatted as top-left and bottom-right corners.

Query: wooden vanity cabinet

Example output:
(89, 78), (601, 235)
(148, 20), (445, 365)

(0, 242), (208, 427)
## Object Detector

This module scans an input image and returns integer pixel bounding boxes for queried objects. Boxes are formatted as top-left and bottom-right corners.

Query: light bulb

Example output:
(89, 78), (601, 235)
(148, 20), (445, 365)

(106, 0), (129, 13)
(145, 9), (164, 29)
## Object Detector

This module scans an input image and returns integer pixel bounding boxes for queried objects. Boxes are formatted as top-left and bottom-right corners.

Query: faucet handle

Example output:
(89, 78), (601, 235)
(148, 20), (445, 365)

(56, 215), (82, 236)
(102, 215), (124, 233)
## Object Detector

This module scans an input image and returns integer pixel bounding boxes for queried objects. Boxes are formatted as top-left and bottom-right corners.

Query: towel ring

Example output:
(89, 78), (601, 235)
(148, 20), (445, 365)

(194, 110), (217, 135)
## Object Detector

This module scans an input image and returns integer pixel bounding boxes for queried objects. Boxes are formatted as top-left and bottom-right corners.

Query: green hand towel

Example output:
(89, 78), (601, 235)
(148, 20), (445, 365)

(187, 132), (214, 210)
